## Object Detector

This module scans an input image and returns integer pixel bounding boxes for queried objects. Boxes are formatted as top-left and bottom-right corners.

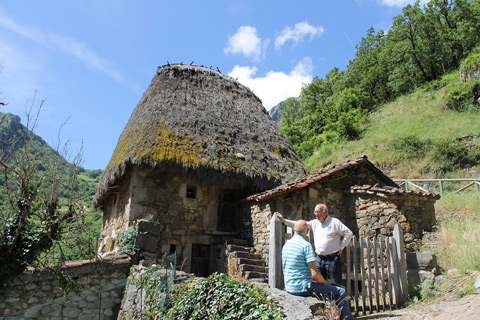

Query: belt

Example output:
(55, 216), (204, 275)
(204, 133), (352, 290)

(317, 252), (338, 258)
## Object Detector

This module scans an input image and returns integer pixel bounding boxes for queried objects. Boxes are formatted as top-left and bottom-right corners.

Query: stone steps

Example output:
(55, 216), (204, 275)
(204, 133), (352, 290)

(239, 263), (268, 273)
(227, 243), (267, 283)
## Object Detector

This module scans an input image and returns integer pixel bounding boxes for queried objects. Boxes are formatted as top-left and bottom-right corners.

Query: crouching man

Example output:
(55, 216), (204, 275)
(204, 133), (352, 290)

(282, 220), (353, 320)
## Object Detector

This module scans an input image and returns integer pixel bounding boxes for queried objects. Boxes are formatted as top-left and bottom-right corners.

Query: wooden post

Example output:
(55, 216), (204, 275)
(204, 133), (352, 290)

(373, 237), (380, 312)
(393, 223), (408, 307)
(353, 237), (359, 315)
(385, 238), (393, 309)
(389, 238), (400, 308)
(439, 180), (443, 194)
(269, 213), (284, 289)
(366, 238), (373, 311)
(379, 238), (387, 311)
(346, 241), (352, 298)
(360, 237), (367, 314)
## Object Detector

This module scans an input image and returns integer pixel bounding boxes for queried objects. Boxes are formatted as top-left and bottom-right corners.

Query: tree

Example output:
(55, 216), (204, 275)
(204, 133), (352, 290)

(0, 98), (84, 292)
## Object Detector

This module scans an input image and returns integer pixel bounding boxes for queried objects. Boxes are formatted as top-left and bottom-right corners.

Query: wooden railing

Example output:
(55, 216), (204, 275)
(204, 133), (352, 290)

(268, 215), (408, 315)
(394, 178), (480, 194)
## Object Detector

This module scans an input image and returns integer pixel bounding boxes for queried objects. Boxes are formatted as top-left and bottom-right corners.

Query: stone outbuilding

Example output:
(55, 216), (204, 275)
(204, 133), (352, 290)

(244, 156), (440, 265)
(93, 64), (306, 276)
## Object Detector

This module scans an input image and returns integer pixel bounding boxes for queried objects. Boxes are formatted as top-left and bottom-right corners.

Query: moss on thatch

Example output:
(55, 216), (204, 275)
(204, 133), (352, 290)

(94, 64), (306, 208)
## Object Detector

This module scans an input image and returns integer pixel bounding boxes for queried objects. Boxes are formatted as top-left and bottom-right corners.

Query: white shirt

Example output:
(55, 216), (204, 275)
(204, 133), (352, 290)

(285, 216), (353, 255)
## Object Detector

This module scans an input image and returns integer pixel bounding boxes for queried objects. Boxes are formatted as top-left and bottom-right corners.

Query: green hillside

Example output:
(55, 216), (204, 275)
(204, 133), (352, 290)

(304, 69), (480, 179)
(276, 0), (480, 181)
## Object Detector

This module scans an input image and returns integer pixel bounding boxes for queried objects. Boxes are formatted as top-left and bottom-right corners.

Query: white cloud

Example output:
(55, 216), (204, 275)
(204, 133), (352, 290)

(378, 0), (428, 7)
(275, 21), (324, 50)
(224, 26), (269, 62)
(0, 9), (122, 82)
(228, 57), (314, 110)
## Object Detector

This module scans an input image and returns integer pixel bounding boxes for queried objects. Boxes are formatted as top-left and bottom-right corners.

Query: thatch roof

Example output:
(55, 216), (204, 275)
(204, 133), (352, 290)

(94, 64), (306, 208)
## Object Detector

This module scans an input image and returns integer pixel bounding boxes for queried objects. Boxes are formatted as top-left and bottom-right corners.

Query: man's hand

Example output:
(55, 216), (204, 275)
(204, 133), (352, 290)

(275, 212), (285, 224)
(307, 261), (329, 285)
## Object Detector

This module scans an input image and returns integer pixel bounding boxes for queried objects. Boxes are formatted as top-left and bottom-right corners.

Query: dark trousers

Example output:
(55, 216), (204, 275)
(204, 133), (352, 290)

(316, 253), (342, 285)
(289, 282), (353, 320)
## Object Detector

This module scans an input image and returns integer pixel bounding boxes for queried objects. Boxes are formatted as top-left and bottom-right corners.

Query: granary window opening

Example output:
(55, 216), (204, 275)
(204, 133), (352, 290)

(217, 189), (237, 232)
(186, 185), (197, 199)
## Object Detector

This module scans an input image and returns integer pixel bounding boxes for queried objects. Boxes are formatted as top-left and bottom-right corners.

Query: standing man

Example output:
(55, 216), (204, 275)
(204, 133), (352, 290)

(282, 220), (353, 320)
(277, 203), (353, 285)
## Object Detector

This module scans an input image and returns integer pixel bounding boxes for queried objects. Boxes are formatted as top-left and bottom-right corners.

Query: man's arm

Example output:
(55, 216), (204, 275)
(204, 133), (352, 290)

(275, 212), (295, 228)
(307, 261), (329, 285)
(338, 221), (353, 253)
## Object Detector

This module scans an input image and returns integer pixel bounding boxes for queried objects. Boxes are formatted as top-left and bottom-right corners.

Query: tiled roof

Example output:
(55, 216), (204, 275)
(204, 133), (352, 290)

(63, 254), (132, 268)
(245, 155), (397, 202)
(348, 185), (441, 199)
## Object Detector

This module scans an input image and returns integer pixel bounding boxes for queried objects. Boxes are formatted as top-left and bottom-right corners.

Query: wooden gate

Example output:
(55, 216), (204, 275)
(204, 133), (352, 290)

(268, 215), (408, 315)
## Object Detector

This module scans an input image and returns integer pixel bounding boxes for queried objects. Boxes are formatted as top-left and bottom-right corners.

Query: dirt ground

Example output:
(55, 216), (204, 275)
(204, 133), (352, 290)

(356, 288), (480, 320)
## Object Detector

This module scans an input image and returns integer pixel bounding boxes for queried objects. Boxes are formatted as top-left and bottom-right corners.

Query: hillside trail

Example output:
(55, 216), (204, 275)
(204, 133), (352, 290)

(356, 274), (480, 320)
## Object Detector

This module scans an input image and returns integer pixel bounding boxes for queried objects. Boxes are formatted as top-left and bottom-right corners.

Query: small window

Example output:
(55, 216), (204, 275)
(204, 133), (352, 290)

(186, 185), (197, 199)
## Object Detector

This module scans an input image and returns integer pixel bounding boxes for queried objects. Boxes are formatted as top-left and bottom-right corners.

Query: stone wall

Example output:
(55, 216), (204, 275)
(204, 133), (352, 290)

(0, 255), (132, 319)
(248, 183), (438, 265)
(348, 185), (438, 252)
(250, 204), (273, 265)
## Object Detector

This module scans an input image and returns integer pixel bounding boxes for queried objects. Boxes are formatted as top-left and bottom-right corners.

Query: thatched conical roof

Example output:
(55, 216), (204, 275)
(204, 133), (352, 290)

(94, 64), (306, 208)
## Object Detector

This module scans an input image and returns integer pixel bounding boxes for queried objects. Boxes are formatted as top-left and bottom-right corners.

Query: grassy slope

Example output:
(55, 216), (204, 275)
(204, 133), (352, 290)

(304, 71), (480, 179)
(304, 70), (480, 276)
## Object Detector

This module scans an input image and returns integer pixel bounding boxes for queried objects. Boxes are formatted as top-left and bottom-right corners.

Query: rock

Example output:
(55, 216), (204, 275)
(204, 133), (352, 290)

(475, 273), (480, 289)
(261, 286), (319, 320)
(406, 252), (438, 270)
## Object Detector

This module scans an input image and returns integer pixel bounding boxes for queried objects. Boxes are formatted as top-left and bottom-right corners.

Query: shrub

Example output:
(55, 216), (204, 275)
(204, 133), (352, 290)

(116, 226), (140, 254)
(390, 135), (430, 159)
(161, 273), (284, 320)
(424, 140), (480, 175)
(444, 80), (480, 111)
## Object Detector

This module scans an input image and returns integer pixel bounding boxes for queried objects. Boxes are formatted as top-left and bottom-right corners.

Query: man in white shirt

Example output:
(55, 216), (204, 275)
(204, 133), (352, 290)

(277, 203), (353, 284)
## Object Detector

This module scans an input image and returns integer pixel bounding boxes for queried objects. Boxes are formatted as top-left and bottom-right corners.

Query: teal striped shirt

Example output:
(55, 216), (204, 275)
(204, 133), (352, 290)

(282, 234), (316, 293)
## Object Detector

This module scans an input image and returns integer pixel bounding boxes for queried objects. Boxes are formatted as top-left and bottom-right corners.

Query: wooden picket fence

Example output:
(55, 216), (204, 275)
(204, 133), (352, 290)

(269, 215), (408, 316)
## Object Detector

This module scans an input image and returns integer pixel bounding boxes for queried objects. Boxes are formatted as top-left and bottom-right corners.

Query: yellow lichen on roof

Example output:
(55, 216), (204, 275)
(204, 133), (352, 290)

(106, 118), (206, 171)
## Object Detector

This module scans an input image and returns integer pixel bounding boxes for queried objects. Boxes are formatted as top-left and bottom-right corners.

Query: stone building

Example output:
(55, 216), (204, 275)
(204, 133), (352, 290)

(93, 64), (306, 276)
(245, 156), (440, 265)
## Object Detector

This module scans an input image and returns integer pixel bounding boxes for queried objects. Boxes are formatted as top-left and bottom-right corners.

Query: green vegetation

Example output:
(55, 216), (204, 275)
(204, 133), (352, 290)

(434, 193), (480, 271)
(161, 273), (284, 320)
(279, 0), (480, 164)
(117, 226), (141, 255)
(0, 110), (102, 290)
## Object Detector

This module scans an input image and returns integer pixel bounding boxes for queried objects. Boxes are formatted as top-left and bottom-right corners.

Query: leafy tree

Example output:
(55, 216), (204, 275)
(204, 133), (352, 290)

(278, 0), (480, 161)
(0, 100), (85, 292)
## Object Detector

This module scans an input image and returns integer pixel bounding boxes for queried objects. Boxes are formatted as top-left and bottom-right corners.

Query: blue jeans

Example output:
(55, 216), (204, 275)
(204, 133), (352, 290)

(289, 282), (353, 320)
(316, 253), (342, 284)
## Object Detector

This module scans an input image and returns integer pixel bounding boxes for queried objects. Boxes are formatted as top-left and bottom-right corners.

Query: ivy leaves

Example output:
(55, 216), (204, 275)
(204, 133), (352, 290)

(162, 273), (284, 320)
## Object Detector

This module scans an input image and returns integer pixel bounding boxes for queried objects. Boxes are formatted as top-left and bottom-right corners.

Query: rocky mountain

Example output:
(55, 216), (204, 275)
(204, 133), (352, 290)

(268, 97), (299, 123)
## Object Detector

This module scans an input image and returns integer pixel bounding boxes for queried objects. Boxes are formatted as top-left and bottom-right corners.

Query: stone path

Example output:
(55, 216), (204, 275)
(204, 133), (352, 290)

(356, 288), (480, 320)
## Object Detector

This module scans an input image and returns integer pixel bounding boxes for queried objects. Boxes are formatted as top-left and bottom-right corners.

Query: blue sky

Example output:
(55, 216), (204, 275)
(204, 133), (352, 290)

(0, 0), (419, 170)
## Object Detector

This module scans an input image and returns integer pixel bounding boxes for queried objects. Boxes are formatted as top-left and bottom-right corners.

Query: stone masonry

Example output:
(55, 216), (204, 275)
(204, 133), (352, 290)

(0, 255), (132, 319)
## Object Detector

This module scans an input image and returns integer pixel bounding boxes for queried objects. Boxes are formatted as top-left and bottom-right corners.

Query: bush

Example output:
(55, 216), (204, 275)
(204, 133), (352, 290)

(426, 140), (480, 175)
(117, 226), (140, 254)
(161, 273), (284, 320)
(390, 135), (431, 159)
(444, 80), (480, 111)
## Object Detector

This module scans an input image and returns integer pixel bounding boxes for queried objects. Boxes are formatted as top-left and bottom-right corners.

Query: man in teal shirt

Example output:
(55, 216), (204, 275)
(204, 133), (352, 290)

(282, 220), (353, 320)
